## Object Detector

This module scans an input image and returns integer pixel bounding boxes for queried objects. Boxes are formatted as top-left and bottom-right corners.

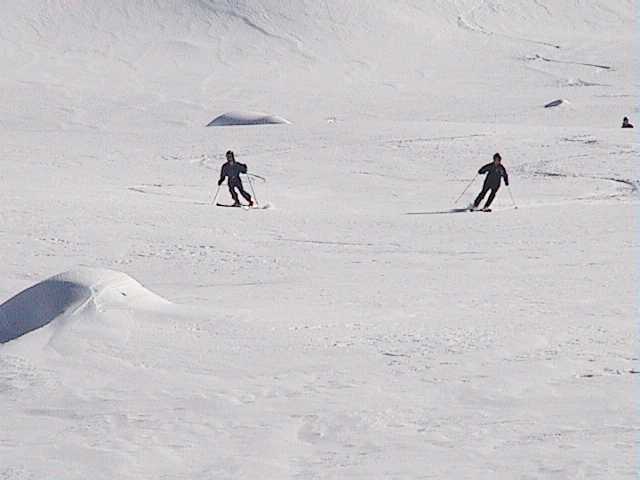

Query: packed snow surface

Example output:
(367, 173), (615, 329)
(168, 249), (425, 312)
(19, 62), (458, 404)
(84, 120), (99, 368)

(0, 0), (637, 478)
(207, 111), (290, 126)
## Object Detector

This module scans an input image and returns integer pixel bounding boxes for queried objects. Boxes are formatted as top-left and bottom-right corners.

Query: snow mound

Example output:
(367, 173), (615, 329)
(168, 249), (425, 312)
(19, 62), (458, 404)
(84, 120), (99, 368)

(0, 268), (170, 343)
(207, 111), (290, 127)
(544, 99), (570, 108)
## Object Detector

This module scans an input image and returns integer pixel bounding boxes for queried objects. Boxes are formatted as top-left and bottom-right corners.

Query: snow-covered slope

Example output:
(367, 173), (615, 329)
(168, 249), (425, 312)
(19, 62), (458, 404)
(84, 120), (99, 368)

(0, 0), (634, 128)
(0, 1), (637, 478)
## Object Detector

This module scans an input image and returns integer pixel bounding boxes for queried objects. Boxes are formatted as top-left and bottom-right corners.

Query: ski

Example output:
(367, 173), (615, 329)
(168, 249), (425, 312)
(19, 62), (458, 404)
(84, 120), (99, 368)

(216, 203), (248, 209)
(215, 202), (267, 210)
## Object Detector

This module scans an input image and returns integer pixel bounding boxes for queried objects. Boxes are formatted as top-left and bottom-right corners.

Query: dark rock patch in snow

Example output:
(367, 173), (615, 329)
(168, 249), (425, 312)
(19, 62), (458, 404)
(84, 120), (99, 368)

(544, 99), (568, 108)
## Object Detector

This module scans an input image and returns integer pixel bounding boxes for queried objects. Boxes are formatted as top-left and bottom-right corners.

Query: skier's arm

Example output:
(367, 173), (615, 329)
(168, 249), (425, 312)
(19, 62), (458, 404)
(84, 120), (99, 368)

(238, 162), (248, 174)
(478, 163), (491, 174)
(218, 165), (227, 185)
(503, 167), (509, 186)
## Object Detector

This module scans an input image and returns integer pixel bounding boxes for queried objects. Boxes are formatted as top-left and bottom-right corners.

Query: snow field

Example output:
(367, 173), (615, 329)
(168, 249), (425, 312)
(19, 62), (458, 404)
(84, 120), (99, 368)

(0, 0), (637, 478)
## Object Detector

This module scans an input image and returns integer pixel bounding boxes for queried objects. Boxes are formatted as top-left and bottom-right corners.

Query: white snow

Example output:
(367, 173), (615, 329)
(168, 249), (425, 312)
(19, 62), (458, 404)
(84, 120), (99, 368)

(0, 1), (637, 478)
(207, 111), (290, 126)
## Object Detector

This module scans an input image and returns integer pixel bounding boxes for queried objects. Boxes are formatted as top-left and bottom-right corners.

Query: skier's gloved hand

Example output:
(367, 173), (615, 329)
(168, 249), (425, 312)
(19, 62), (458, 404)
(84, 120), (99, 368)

(217, 179), (223, 186)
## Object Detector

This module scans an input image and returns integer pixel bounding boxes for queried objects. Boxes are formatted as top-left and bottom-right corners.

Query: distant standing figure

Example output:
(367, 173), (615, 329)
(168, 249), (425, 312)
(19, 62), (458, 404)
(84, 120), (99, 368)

(472, 153), (509, 210)
(218, 150), (253, 207)
(622, 117), (634, 129)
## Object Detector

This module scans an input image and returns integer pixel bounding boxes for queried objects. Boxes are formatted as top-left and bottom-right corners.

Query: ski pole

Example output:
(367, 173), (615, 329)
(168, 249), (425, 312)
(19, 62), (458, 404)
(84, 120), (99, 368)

(453, 174), (478, 205)
(211, 184), (221, 205)
(508, 185), (518, 209)
(247, 173), (266, 182)
(247, 175), (259, 206)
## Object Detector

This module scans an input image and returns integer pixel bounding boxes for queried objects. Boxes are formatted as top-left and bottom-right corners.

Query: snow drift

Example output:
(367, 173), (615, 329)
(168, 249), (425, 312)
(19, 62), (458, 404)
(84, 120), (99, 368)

(0, 268), (170, 343)
(207, 111), (290, 126)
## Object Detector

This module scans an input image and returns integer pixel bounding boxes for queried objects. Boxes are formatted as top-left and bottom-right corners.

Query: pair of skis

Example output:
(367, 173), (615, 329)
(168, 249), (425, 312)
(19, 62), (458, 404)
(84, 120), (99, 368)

(215, 202), (255, 209)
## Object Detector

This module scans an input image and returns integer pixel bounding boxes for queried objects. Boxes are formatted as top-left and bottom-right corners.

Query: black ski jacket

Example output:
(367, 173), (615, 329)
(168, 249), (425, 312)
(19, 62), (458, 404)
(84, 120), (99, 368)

(219, 162), (247, 185)
(478, 162), (509, 188)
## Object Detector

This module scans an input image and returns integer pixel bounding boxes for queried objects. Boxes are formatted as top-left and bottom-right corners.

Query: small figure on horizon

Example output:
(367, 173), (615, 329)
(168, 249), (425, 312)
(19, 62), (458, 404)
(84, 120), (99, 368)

(218, 150), (253, 207)
(622, 117), (634, 129)
(471, 153), (509, 211)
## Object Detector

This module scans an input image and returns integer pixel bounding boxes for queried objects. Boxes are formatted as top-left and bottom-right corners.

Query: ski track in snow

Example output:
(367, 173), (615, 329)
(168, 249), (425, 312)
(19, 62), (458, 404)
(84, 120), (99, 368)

(532, 170), (638, 196)
(456, 0), (561, 49)
(527, 54), (612, 71)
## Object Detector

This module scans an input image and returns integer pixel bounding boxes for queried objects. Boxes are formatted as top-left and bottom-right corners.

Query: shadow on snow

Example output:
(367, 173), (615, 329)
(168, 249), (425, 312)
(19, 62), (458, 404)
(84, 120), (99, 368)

(406, 208), (471, 215)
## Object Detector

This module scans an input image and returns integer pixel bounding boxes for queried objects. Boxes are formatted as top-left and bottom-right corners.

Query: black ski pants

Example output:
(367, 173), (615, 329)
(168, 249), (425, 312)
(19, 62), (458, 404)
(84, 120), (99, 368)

(228, 179), (252, 204)
(474, 182), (499, 208)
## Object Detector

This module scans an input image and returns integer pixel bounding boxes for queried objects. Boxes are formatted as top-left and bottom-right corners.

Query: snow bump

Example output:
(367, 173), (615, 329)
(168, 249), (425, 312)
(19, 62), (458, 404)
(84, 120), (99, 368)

(207, 111), (291, 127)
(0, 268), (170, 343)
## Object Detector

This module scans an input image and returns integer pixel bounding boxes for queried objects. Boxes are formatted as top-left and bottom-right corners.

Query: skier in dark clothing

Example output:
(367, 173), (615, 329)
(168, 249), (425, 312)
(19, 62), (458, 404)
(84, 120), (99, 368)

(472, 153), (509, 210)
(622, 117), (634, 129)
(218, 150), (253, 206)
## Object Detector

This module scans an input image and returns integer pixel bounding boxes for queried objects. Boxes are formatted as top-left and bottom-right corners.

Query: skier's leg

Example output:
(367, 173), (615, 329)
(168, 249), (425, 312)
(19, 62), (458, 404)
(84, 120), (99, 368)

(237, 180), (253, 204)
(484, 186), (499, 208)
(473, 186), (489, 208)
(228, 184), (240, 204)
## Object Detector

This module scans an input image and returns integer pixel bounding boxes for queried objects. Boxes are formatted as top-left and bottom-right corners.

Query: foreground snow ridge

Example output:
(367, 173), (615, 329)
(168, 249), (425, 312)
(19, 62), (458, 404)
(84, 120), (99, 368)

(207, 111), (291, 126)
(0, 268), (170, 343)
